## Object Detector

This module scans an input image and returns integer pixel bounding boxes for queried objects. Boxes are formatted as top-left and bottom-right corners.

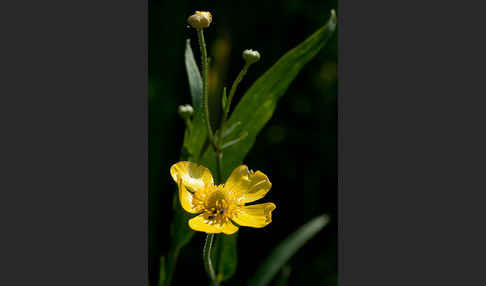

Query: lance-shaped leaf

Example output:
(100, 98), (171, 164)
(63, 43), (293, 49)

(184, 39), (207, 161)
(201, 10), (337, 180)
(246, 215), (330, 286)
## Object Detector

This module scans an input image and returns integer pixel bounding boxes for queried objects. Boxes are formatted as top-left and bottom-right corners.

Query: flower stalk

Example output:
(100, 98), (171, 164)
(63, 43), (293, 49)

(196, 28), (216, 151)
(219, 50), (259, 150)
(203, 233), (219, 286)
(224, 62), (251, 121)
(187, 11), (265, 286)
(190, 13), (222, 285)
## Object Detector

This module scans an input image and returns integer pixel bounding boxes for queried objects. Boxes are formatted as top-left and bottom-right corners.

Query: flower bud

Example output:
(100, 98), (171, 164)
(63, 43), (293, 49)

(187, 11), (212, 29)
(242, 49), (261, 64)
(178, 104), (194, 119)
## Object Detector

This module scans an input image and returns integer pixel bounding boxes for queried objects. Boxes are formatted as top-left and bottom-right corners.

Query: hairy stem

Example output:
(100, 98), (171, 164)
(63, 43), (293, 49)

(203, 233), (219, 286)
(197, 28), (215, 147)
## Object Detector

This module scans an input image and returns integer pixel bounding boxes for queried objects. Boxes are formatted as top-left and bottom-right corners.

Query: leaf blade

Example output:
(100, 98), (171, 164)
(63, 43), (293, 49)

(246, 215), (330, 286)
(201, 10), (337, 180)
(184, 39), (207, 160)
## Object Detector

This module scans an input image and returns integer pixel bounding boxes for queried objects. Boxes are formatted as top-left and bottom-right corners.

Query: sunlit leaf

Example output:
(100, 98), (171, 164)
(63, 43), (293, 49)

(184, 39), (207, 161)
(201, 10), (337, 180)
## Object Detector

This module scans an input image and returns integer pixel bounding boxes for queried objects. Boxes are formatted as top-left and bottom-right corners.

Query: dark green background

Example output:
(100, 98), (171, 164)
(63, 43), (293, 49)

(149, 0), (338, 284)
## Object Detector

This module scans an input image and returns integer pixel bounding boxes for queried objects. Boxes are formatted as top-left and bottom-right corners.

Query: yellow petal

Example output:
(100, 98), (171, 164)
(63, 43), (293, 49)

(170, 161), (214, 193)
(177, 178), (203, 214)
(224, 165), (272, 203)
(188, 214), (239, 234)
(231, 203), (276, 228)
(222, 221), (239, 235)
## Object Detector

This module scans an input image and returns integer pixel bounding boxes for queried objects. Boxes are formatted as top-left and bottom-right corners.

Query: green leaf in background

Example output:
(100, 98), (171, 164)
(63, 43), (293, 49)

(184, 39), (207, 161)
(201, 10), (337, 180)
(246, 215), (330, 286)
(213, 234), (238, 282)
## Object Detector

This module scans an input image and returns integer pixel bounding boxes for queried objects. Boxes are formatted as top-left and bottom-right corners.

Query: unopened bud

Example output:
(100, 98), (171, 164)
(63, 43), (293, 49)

(178, 104), (194, 119)
(242, 49), (261, 64)
(187, 11), (212, 29)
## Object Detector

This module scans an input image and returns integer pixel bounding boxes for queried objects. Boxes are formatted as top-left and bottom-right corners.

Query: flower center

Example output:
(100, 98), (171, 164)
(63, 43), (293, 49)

(203, 187), (231, 225)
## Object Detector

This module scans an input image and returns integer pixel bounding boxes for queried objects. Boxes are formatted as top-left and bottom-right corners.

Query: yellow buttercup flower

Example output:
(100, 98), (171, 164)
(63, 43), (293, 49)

(170, 161), (276, 234)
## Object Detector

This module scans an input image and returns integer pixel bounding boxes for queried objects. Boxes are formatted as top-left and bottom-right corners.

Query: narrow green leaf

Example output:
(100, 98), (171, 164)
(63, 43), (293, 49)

(246, 215), (330, 286)
(184, 39), (202, 115)
(184, 39), (207, 161)
(201, 10), (337, 180)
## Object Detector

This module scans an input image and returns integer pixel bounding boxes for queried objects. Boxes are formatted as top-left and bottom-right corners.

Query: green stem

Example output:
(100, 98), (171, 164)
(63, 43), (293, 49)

(216, 151), (223, 184)
(196, 28), (215, 148)
(217, 63), (251, 150)
(184, 118), (192, 133)
(224, 62), (251, 122)
(203, 234), (219, 286)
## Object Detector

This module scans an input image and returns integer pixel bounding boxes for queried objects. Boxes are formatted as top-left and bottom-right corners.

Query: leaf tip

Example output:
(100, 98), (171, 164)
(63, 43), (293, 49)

(317, 214), (330, 226)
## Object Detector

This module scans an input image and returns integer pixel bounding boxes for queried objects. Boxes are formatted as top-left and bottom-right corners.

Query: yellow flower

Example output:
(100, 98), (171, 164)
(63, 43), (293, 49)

(170, 161), (276, 234)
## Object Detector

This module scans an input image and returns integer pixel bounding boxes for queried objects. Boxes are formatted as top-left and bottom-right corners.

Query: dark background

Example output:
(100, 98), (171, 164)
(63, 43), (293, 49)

(149, 0), (338, 284)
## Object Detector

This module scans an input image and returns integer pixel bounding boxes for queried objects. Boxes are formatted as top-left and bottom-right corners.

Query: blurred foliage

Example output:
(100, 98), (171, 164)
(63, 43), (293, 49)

(247, 215), (330, 286)
(149, 0), (338, 285)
